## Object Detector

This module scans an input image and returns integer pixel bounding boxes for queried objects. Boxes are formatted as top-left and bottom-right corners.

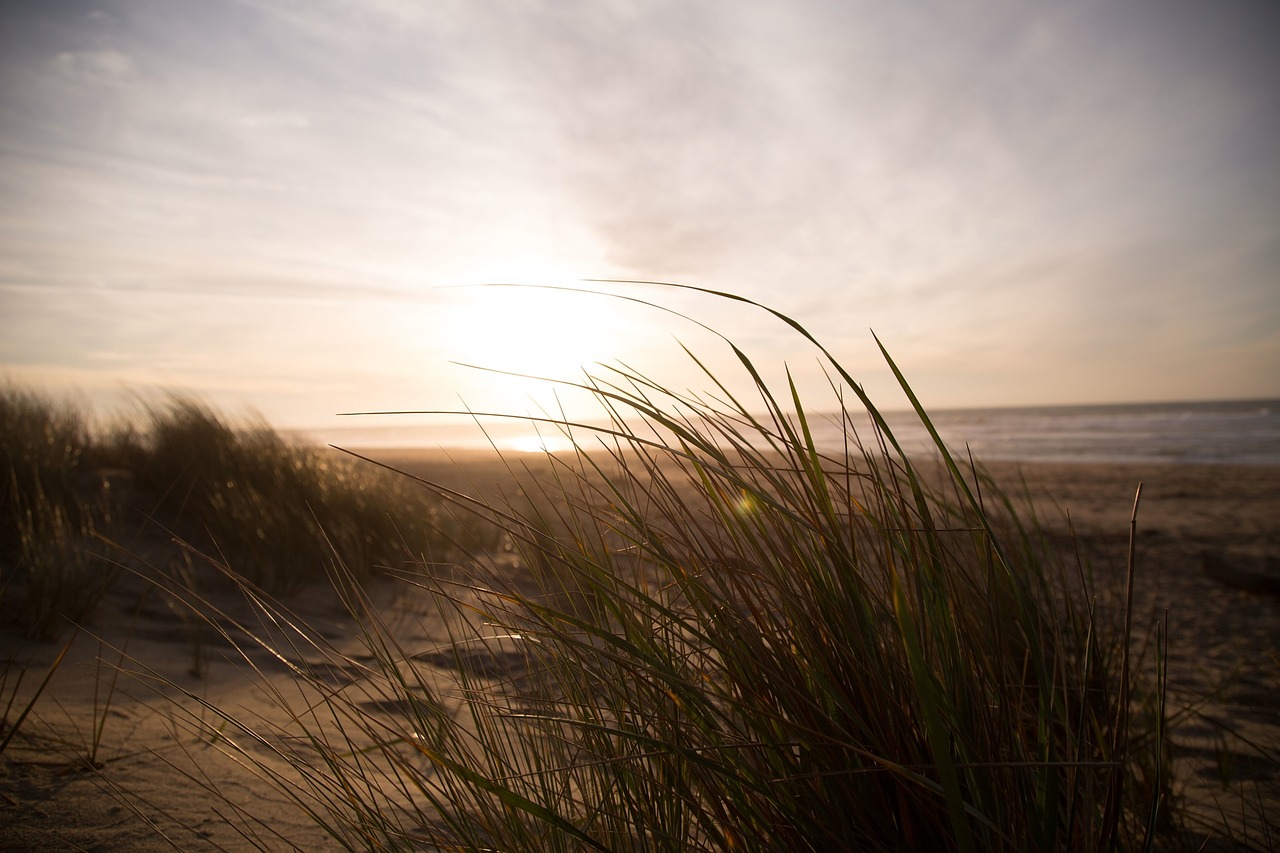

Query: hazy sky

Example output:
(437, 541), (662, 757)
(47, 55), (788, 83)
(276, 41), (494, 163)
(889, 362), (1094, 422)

(2, 0), (1278, 434)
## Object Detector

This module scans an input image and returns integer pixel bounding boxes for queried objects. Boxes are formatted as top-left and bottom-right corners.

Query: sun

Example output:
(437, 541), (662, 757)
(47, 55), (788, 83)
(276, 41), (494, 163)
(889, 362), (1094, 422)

(439, 266), (638, 405)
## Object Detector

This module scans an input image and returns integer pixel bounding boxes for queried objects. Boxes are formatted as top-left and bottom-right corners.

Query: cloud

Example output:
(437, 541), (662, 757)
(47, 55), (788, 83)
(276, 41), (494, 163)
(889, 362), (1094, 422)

(49, 47), (134, 82)
(2, 0), (1277, 423)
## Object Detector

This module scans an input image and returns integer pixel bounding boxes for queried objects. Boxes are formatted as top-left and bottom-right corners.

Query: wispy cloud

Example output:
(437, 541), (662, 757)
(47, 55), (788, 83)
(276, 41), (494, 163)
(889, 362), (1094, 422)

(2, 0), (1277, 422)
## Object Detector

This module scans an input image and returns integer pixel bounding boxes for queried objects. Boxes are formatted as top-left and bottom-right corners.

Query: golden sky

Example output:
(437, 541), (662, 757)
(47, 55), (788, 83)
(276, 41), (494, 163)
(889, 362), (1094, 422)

(2, 1), (1277, 434)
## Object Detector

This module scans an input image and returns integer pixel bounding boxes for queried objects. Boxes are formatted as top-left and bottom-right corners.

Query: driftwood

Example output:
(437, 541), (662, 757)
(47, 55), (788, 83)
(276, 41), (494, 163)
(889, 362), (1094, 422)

(1202, 553), (1280, 597)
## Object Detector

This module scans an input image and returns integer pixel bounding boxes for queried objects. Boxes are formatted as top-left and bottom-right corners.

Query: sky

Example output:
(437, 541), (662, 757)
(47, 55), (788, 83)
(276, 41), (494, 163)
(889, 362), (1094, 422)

(2, 0), (1278, 441)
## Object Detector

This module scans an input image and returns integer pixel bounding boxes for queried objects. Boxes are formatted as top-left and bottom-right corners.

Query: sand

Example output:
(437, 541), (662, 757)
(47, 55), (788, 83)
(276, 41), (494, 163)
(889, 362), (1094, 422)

(2, 452), (1276, 850)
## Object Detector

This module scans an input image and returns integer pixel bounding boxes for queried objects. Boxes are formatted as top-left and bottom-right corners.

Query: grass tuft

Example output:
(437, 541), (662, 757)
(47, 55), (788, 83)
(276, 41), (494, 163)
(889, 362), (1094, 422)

(1, 389), (118, 639)
(0, 387), (485, 638)
(162, 287), (1177, 850)
(136, 396), (484, 592)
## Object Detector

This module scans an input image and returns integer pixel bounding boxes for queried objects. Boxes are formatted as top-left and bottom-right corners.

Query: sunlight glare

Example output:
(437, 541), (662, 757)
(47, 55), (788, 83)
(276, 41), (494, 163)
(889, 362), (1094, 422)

(442, 266), (636, 395)
(503, 433), (576, 454)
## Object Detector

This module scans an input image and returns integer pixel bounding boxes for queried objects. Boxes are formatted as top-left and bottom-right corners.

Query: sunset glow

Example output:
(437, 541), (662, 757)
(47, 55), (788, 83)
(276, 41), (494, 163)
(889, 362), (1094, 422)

(442, 281), (635, 390)
(1, 2), (1277, 433)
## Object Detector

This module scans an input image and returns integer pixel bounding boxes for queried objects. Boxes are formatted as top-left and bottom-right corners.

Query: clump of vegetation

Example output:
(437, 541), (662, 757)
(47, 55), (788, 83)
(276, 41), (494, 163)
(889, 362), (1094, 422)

(0, 388), (483, 638)
(168, 287), (1174, 851)
(135, 397), (483, 592)
(0, 389), (118, 640)
(1, 388), (95, 557)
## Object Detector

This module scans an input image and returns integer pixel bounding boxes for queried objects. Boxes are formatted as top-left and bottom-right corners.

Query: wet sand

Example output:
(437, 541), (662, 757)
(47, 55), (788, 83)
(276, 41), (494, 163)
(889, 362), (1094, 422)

(2, 451), (1276, 850)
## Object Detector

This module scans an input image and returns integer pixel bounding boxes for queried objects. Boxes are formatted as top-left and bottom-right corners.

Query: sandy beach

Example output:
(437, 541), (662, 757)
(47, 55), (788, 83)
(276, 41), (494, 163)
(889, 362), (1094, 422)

(2, 451), (1276, 850)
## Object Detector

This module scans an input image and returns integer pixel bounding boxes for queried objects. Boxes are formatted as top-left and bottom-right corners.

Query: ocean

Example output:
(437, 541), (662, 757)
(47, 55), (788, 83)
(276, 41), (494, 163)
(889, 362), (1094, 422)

(304, 399), (1280, 467)
(837, 399), (1280, 466)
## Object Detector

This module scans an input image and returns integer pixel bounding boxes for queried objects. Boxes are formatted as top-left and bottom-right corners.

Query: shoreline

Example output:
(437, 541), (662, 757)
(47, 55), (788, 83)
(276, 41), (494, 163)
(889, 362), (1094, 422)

(303, 394), (1280, 468)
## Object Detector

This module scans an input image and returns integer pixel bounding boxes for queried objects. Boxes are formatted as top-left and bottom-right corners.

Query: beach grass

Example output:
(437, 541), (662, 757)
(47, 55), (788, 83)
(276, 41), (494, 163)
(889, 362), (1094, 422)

(0, 387), (486, 639)
(133, 396), (488, 592)
(144, 287), (1180, 851)
(1, 388), (119, 640)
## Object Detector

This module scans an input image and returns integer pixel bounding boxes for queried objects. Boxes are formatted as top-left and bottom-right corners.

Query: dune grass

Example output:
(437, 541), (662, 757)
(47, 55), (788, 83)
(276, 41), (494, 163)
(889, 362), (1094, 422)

(133, 396), (487, 593)
(0, 389), (484, 640)
(0, 388), (120, 640)
(151, 287), (1177, 851)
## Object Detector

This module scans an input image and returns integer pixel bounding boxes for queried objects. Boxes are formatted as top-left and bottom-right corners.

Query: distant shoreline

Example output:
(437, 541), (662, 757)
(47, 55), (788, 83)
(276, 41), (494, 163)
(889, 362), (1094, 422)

(298, 397), (1280, 466)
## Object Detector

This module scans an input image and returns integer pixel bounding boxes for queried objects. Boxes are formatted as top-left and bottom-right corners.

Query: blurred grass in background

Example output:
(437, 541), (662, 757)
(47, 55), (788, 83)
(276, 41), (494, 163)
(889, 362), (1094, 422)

(1, 387), (486, 638)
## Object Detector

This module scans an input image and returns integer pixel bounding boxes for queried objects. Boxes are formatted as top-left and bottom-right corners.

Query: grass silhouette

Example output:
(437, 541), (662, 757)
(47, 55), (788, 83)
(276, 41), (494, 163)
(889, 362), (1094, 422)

(1, 388), (484, 638)
(133, 286), (1178, 851)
